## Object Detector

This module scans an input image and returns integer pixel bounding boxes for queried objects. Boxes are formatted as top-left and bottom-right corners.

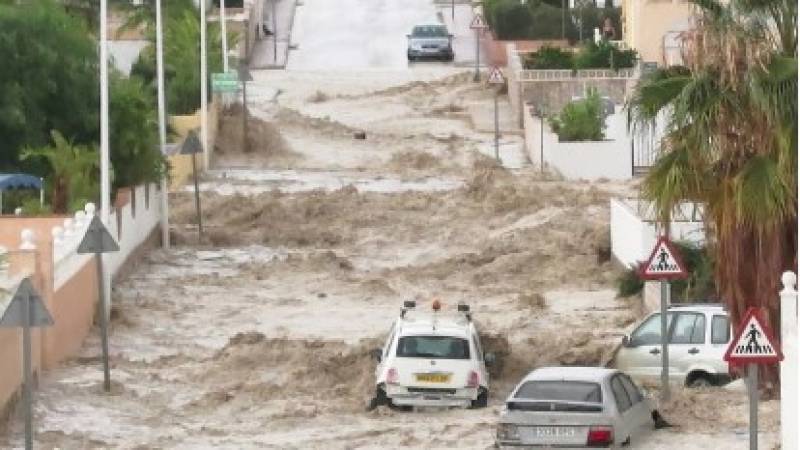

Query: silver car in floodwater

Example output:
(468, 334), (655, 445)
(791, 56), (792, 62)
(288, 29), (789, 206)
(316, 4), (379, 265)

(406, 23), (454, 61)
(496, 367), (656, 449)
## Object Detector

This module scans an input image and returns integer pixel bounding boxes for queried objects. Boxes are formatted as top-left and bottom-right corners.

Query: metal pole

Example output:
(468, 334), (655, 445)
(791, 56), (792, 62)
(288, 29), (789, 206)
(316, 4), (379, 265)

(191, 153), (203, 240)
(660, 279), (670, 401)
(39, 178), (43, 206)
(242, 25), (249, 153)
(99, 0), (109, 225)
(22, 288), (32, 450)
(200, 0), (209, 169)
(561, 0), (566, 40)
(540, 114), (544, 173)
(451, 0), (454, 20)
(95, 253), (111, 392)
(473, 29), (480, 82)
(221, 0), (228, 72)
(494, 90), (499, 161)
(155, 0), (170, 249)
(748, 363), (758, 450)
(272, 0), (277, 64)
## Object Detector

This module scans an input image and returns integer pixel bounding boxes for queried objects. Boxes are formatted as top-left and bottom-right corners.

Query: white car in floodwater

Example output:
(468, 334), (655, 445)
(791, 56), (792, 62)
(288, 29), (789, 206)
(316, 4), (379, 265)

(369, 300), (494, 409)
(496, 367), (661, 449)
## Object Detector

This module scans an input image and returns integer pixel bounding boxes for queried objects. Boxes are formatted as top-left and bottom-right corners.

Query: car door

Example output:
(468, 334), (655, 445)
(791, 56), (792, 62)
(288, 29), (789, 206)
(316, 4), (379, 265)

(618, 373), (652, 438)
(617, 313), (674, 381)
(709, 314), (732, 374)
(608, 374), (635, 443)
(668, 312), (706, 382)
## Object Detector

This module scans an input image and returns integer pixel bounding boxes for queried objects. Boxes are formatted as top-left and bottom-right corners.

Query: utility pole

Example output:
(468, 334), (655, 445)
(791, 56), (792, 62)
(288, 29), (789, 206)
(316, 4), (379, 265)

(221, 0), (229, 72)
(562, 0), (566, 40)
(272, 0), (278, 64)
(155, 0), (169, 248)
(200, 0), (209, 168)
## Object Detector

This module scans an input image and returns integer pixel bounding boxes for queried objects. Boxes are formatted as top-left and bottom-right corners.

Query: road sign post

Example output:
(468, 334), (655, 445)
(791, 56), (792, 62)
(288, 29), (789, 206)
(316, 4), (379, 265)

(639, 235), (689, 401)
(1, 278), (54, 450)
(179, 130), (205, 241)
(487, 66), (505, 162)
(78, 215), (120, 392)
(724, 307), (784, 450)
(470, 13), (488, 82)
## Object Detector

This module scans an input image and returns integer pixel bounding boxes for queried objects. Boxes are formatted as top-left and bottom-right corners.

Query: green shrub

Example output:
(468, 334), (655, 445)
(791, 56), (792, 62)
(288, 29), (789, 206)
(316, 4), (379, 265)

(548, 88), (605, 141)
(20, 198), (51, 216)
(573, 40), (637, 70)
(616, 268), (644, 297)
(671, 242), (717, 302)
(523, 46), (573, 69)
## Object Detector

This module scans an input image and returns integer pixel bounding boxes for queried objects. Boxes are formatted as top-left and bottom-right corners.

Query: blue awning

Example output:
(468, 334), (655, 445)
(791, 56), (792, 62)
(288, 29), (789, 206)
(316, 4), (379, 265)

(0, 173), (42, 191)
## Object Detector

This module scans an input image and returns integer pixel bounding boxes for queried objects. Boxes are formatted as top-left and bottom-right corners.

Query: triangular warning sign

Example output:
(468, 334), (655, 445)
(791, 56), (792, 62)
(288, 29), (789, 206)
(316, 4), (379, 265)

(639, 236), (688, 280)
(724, 307), (783, 365)
(487, 66), (505, 84)
(77, 216), (120, 254)
(470, 13), (488, 29)
(0, 278), (54, 328)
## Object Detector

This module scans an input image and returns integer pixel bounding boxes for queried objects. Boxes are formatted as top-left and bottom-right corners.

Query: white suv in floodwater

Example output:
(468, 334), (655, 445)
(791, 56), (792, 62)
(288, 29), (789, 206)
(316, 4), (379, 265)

(369, 300), (494, 409)
(614, 304), (733, 387)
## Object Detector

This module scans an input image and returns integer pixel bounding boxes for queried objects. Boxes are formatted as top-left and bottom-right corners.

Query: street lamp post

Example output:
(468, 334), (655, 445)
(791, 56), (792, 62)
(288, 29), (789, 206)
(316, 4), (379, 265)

(221, 0), (228, 72)
(155, 0), (169, 248)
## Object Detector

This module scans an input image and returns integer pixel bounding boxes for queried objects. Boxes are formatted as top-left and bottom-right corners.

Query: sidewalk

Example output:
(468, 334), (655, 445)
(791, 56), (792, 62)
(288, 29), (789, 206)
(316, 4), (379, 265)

(250, 0), (297, 69)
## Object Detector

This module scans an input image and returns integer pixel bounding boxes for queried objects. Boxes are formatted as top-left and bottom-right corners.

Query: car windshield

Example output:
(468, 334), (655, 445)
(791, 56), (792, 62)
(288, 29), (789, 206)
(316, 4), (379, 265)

(412, 25), (448, 37)
(396, 336), (470, 359)
(514, 380), (603, 403)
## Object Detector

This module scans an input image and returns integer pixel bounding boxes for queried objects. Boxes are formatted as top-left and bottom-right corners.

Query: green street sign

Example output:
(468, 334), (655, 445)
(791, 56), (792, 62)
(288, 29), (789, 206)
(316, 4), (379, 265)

(212, 71), (238, 82)
(212, 72), (240, 92)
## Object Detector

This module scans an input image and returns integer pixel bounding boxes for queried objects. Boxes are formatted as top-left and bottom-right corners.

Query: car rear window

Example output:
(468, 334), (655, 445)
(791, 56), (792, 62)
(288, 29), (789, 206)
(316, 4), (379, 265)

(514, 381), (602, 403)
(412, 26), (448, 37)
(711, 315), (730, 344)
(396, 336), (470, 359)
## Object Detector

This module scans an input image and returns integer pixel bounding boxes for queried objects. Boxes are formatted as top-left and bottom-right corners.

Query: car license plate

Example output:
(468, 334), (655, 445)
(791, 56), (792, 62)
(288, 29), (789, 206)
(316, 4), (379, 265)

(520, 426), (579, 444)
(415, 373), (451, 383)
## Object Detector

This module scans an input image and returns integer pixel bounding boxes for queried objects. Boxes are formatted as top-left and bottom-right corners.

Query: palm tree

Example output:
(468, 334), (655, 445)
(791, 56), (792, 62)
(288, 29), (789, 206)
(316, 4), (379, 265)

(21, 130), (100, 213)
(627, 0), (797, 388)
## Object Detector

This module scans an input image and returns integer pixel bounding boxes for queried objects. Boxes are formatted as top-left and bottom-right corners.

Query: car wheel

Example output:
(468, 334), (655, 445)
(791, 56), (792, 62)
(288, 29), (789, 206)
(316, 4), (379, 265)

(470, 389), (488, 408)
(688, 373), (714, 388)
(367, 386), (388, 411)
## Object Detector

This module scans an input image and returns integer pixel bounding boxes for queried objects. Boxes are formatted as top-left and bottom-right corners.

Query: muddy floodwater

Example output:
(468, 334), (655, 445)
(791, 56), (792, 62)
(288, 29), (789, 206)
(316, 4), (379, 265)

(0, 19), (780, 450)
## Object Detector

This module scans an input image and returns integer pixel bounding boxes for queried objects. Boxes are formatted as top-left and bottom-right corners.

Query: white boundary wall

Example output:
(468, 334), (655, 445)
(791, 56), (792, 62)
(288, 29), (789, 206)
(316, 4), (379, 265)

(779, 272), (798, 450)
(610, 198), (705, 268)
(524, 110), (634, 180)
(52, 183), (162, 291)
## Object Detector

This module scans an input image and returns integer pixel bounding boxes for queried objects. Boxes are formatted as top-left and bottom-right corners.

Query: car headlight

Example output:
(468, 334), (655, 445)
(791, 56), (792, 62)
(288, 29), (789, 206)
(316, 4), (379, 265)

(497, 423), (520, 441)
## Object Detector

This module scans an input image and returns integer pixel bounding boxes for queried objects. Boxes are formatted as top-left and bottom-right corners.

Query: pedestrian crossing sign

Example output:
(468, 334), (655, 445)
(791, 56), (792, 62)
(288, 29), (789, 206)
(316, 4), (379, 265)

(639, 236), (688, 280)
(470, 13), (488, 29)
(487, 66), (505, 85)
(724, 307), (783, 365)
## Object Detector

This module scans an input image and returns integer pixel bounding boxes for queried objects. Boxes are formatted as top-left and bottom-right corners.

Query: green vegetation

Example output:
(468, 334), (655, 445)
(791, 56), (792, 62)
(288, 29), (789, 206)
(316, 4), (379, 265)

(21, 131), (99, 213)
(523, 41), (637, 70)
(131, 2), (228, 115)
(615, 241), (716, 301)
(548, 88), (605, 141)
(626, 0), (797, 385)
(482, 0), (620, 42)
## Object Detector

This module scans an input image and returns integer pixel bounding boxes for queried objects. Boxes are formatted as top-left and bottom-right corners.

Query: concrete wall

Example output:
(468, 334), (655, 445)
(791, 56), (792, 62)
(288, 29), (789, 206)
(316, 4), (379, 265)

(525, 110), (634, 180)
(0, 183), (162, 414)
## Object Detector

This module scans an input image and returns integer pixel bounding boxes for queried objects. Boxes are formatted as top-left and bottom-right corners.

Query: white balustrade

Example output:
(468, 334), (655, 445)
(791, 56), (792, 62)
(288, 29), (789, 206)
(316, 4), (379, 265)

(19, 229), (36, 250)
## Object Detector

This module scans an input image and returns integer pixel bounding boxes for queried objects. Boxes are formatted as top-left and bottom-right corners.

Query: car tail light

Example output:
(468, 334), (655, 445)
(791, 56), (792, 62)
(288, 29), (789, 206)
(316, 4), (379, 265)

(466, 370), (479, 388)
(586, 426), (613, 447)
(387, 368), (399, 385)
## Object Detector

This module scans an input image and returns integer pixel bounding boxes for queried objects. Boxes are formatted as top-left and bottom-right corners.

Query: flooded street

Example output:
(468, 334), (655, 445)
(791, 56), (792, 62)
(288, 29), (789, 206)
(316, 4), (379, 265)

(0, 0), (782, 448)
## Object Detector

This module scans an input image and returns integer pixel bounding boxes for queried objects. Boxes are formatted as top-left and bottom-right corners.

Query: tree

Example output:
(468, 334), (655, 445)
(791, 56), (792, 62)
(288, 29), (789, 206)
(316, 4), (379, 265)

(0, 0), (99, 170)
(131, 4), (227, 115)
(21, 131), (99, 213)
(110, 71), (166, 189)
(626, 0), (797, 388)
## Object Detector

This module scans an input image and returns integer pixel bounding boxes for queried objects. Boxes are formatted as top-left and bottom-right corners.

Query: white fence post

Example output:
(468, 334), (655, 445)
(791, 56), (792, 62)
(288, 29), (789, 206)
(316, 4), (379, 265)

(780, 270), (798, 450)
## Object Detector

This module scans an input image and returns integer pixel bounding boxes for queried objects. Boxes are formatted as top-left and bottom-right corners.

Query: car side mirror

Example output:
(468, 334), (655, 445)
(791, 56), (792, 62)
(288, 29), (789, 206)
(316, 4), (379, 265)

(485, 352), (496, 366)
(370, 348), (382, 362)
(448, 34), (454, 39)
(621, 335), (631, 347)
